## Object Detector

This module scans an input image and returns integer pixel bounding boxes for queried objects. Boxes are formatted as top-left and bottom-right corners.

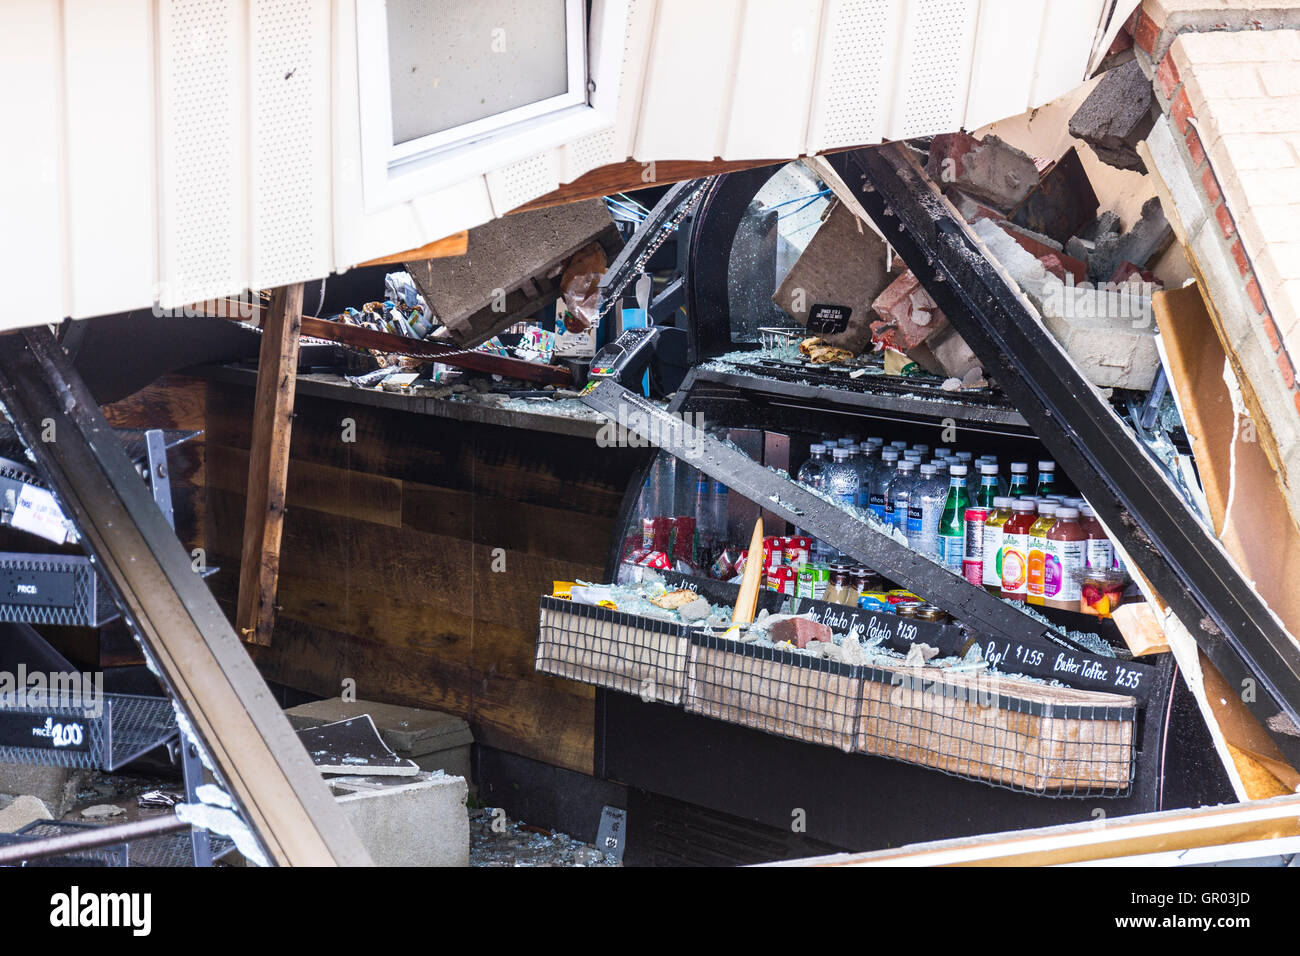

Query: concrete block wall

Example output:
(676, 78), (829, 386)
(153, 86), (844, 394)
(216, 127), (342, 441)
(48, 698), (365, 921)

(1134, 4), (1300, 519)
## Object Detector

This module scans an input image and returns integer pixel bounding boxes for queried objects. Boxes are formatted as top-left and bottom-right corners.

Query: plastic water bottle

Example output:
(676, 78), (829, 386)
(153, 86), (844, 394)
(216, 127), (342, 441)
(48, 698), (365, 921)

(693, 470), (715, 546)
(908, 464), (948, 559)
(1008, 461), (1031, 498)
(911, 444), (931, 458)
(868, 449), (900, 521)
(797, 445), (830, 559)
(975, 463), (1001, 509)
(855, 443), (878, 510)
(826, 447), (861, 511)
(886, 459), (919, 535)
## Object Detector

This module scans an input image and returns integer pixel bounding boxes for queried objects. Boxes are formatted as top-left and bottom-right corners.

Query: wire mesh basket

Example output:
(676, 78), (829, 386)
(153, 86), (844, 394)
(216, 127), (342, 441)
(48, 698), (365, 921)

(757, 327), (806, 357)
(856, 664), (1136, 797)
(0, 693), (177, 771)
(685, 632), (863, 753)
(536, 596), (693, 705)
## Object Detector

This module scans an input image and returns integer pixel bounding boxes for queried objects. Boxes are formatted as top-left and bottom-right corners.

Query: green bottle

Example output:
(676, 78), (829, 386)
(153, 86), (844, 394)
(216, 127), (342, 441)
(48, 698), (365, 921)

(1035, 459), (1057, 497)
(1008, 462), (1030, 498)
(936, 464), (971, 574)
(976, 463), (1000, 509)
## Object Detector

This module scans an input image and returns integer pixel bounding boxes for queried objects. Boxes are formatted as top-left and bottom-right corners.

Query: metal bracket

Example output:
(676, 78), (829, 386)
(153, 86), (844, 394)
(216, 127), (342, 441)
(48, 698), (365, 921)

(143, 428), (175, 530)
(581, 379), (1084, 650)
(829, 143), (1300, 768)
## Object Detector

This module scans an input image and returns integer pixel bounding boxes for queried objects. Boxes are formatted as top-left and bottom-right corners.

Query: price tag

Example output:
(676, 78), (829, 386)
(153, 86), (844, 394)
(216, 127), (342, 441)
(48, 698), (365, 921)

(807, 303), (851, 335)
(11, 485), (69, 544)
(595, 805), (627, 861)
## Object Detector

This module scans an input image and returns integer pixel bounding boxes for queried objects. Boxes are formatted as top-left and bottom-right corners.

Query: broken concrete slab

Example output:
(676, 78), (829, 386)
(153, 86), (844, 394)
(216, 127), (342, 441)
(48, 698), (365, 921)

(1088, 196), (1175, 283)
(0, 762), (86, 818)
(926, 132), (1041, 212)
(331, 771), (469, 867)
(1069, 58), (1156, 173)
(1009, 147), (1100, 245)
(0, 794), (51, 833)
(773, 200), (893, 354)
(973, 217), (1159, 390)
(405, 199), (622, 349)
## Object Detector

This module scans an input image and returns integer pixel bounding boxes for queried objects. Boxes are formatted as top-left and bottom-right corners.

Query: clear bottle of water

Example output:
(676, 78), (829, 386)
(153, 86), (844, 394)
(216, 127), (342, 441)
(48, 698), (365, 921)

(797, 444), (829, 559)
(825, 447), (861, 511)
(867, 448), (900, 521)
(854, 442), (878, 510)
(886, 459), (919, 534)
(909, 464), (950, 560)
(693, 470), (715, 549)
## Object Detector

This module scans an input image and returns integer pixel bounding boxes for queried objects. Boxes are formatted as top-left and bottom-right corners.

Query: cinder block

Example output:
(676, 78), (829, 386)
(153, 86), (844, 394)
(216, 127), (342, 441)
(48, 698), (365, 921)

(1069, 59), (1156, 173)
(330, 771), (469, 867)
(286, 698), (475, 788)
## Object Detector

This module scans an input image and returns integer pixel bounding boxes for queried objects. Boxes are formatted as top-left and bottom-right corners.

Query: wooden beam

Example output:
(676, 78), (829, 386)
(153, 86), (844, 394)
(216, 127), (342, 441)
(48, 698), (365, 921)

(237, 283), (303, 646)
(358, 230), (468, 267)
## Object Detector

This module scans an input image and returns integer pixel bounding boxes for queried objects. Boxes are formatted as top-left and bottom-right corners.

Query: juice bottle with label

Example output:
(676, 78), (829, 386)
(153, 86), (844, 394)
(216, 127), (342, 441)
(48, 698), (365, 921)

(936, 464), (971, 574)
(1080, 503), (1114, 569)
(1025, 501), (1058, 606)
(1035, 459), (1057, 497)
(1000, 499), (1036, 600)
(982, 497), (1013, 593)
(1044, 506), (1086, 610)
(1008, 462), (1030, 498)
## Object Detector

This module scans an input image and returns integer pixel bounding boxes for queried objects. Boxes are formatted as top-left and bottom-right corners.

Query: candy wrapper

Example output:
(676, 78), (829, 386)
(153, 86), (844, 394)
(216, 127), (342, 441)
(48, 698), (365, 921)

(558, 242), (607, 334)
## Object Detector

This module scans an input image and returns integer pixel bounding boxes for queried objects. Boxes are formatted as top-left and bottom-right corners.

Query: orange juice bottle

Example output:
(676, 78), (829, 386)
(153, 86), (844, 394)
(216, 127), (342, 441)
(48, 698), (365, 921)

(1025, 501), (1058, 606)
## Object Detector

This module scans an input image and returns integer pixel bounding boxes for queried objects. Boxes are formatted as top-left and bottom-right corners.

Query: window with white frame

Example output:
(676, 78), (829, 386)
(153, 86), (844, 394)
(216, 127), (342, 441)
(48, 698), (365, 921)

(357, 0), (614, 210)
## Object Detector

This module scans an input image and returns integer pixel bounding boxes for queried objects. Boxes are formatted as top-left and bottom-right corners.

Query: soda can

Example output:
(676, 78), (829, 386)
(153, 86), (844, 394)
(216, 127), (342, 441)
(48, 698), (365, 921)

(962, 558), (983, 586)
(964, 508), (989, 562)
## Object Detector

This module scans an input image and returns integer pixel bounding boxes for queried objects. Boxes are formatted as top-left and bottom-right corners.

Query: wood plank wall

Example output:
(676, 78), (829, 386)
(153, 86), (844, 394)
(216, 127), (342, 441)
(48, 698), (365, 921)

(199, 380), (643, 774)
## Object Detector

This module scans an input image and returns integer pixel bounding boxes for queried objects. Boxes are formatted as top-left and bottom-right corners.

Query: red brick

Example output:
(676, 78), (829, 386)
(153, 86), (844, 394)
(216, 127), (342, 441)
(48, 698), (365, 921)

(769, 617), (832, 649)
(1171, 87), (1194, 135)
(1278, 351), (1295, 389)
(1185, 126), (1206, 168)
(1201, 167), (1222, 205)
(1247, 276), (1266, 314)
(1134, 10), (1160, 55)
(1156, 53), (1181, 100)
(1230, 239), (1250, 276)
(1263, 312), (1282, 352)
(1215, 202), (1236, 239)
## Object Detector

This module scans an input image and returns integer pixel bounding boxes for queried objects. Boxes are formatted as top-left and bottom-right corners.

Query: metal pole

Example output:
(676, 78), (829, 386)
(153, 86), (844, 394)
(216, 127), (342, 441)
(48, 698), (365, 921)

(0, 816), (188, 866)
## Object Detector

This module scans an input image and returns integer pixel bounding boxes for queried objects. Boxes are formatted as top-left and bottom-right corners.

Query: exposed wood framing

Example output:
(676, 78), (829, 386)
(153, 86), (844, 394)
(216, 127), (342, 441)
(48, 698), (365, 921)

(237, 283), (303, 646)
(0, 328), (370, 866)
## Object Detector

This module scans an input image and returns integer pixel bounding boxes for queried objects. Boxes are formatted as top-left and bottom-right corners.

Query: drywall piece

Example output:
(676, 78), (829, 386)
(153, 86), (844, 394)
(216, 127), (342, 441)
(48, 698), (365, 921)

(295, 716), (419, 777)
(1068, 58), (1155, 173)
(405, 199), (621, 348)
(330, 771), (469, 867)
(773, 200), (893, 354)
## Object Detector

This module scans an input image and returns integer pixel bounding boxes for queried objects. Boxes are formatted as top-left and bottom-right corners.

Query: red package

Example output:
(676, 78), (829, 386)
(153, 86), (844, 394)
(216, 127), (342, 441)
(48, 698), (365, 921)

(637, 550), (672, 570)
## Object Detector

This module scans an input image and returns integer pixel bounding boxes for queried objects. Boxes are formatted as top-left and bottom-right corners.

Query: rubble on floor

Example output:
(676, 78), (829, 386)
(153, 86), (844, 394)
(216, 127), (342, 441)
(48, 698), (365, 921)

(469, 807), (622, 867)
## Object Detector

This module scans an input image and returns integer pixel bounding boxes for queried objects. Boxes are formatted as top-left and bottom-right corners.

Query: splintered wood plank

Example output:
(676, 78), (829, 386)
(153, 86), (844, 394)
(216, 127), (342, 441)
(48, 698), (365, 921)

(358, 230), (468, 267)
(237, 283), (303, 646)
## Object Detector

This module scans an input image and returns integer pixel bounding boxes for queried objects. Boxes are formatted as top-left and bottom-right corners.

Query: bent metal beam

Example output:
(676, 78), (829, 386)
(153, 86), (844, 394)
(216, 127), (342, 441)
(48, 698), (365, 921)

(0, 327), (371, 867)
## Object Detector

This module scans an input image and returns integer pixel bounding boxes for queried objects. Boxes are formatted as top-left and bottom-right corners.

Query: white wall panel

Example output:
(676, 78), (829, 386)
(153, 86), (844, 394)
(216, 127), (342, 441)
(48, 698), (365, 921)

(157, 0), (247, 307)
(485, 151), (564, 218)
(963, 0), (1047, 132)
(1030, 0), (1108, 109)
(249, 0), (333, 289)
(0, 0), (67, 327)
(724, 0), (822, 160)
(633, 0), (743, 161)
(888, 0), (979, 140)
(806, 0), (903, 154)
(63, 0), (158, 319)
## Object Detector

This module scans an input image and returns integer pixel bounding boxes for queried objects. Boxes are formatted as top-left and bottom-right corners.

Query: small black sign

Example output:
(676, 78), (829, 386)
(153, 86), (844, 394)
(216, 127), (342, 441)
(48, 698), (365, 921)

(0, 712), (91, 752)
(807, 303), (851, 335)
(0, 568), (76, 609)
